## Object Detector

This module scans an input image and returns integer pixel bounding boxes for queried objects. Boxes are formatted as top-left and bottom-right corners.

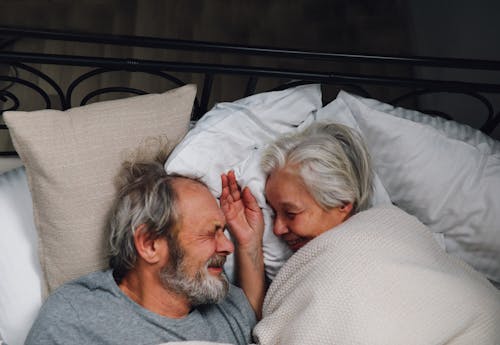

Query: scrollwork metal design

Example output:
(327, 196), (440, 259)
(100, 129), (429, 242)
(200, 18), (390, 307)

(1, 26), (499, 155)
(65, 68), (188, 107)
(80, 87), (148, 106)
(390, 89), (494, 130)
(0, 75), (51, 110)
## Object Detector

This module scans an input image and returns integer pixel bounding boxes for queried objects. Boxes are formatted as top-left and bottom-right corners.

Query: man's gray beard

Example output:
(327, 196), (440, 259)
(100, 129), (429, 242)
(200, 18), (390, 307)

(160, 249), (229, 306)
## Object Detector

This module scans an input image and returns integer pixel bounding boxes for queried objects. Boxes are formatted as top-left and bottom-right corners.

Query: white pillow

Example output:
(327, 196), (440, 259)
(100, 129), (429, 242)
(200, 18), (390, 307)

(349, 92), (500, 155)
(166, 84), (323, 281)
(337, 90), (500, 285)
(166, 84), (393, 281)
(0, 167), (43, 345)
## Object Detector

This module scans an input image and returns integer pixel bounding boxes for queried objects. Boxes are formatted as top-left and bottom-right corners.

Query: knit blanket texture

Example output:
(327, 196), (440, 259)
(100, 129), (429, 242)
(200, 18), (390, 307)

(253, 205), (500, 345)
(161, 205), (500, 345)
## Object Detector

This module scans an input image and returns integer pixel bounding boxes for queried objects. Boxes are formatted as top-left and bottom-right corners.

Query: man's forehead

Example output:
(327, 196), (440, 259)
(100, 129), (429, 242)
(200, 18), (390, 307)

(172, 177), (223, 220)
(176, 199), (226, 240)
(171, 176), (207, 191)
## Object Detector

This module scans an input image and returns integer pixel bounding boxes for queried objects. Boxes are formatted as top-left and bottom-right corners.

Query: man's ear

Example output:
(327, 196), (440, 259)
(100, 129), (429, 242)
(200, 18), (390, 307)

(133, 224), (166, 264)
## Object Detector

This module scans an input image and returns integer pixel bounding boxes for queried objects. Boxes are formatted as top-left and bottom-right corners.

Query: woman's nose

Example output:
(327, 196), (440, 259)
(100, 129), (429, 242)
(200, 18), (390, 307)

(273, 216), (288, 236)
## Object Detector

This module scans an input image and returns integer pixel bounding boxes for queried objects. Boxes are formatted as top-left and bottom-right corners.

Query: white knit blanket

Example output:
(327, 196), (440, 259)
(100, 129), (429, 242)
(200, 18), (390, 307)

(161, 205), (500, 345)
(253, 205), (500, 345)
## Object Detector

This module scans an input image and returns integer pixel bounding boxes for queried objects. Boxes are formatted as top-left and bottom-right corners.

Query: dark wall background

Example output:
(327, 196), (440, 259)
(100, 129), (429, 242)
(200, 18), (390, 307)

(1, 1), (498, 57)
(0, 1), (415, 53)
(1, 0), (500, 138)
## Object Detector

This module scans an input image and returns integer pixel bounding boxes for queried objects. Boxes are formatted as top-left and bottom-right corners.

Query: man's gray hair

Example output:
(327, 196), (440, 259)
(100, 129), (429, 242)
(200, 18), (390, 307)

(261, 122), (374, 214)
(108, 140), (181, 281)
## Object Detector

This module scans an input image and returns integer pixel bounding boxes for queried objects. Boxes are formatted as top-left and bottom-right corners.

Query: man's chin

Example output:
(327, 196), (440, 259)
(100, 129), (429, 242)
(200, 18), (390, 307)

(189, 273), (229, 306)
(159, 261), (229, 306)
(205, 269), (229, 290)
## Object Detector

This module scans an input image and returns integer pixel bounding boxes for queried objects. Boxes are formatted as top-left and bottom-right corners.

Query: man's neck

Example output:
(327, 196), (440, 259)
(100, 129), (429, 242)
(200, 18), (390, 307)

(118, 269), (192, 319)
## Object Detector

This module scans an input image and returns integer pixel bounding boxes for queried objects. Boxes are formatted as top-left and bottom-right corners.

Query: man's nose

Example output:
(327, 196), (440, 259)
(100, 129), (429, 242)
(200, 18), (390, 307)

(216, 231), (235, 255)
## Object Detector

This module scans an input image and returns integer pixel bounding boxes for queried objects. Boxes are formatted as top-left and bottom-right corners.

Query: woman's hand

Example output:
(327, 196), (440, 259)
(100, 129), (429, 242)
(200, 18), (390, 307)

(220, 170), (264, 249)
(220, 170), (265, 319)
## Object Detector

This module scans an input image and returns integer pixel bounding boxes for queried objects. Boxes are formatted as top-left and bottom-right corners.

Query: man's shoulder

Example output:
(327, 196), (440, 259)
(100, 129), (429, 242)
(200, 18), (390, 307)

(52, 269), (112, 295)
(42, 270), (114, 312)
(26, 270), (117, 339)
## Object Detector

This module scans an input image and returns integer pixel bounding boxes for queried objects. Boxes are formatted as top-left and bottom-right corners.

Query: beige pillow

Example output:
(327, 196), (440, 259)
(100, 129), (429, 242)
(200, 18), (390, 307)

(4, 84), (196, 296)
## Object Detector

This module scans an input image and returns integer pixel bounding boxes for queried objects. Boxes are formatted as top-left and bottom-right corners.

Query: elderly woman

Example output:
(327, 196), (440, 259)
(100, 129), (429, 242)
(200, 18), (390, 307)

(261, 122), (373, 251)
(220, 122), (374, 322)
(222, 122), (373, 254)
(221, 122), (500, 345)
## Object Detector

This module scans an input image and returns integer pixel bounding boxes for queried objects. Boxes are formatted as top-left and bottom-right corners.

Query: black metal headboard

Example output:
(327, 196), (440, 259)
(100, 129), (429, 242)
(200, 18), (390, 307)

(2, 26), (500, 156)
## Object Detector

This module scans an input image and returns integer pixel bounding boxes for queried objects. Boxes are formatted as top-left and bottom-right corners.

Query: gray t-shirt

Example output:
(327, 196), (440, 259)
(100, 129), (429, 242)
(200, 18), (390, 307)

(25, 270), (256, 345)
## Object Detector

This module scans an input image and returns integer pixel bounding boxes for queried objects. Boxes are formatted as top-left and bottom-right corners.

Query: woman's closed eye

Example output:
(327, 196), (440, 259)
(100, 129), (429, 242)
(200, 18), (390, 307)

(285, 211), (301, 220)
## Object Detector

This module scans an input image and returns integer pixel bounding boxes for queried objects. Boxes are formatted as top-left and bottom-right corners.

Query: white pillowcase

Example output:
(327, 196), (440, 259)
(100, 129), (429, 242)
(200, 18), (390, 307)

(337, 90), (500, 286)
(166, 84), (392, 281)
(166, 84), (322, 280)
(0, 167), (43, 345)
(350, 92), (500, 155)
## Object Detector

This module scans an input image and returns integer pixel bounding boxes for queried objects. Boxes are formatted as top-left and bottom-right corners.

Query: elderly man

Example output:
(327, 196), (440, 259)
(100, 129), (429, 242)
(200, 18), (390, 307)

(25, 147), (265, 345)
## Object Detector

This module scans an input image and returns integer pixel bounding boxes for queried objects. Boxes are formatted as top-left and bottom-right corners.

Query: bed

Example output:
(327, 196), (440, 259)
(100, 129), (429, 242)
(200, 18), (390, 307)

(1, 27), (500, 345)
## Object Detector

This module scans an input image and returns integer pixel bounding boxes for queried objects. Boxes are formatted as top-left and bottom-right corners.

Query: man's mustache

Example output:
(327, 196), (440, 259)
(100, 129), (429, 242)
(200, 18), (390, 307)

(206, 255), (226, 268)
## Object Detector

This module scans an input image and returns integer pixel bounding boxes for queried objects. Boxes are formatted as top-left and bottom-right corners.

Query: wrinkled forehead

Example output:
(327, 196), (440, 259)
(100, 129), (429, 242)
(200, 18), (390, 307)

(172, 177), (216, 205)
(170, 175), (208, 191)
(171, 176), (204, 189)
(172, 177), (225, 226)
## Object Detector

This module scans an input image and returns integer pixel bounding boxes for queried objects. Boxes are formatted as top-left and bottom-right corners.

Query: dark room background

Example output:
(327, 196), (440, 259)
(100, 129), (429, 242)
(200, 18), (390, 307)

(1, 0), (499, 143)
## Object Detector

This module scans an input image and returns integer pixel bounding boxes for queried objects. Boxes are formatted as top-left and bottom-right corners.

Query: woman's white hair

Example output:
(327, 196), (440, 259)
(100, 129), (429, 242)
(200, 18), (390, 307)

(261, 122), (374, 214)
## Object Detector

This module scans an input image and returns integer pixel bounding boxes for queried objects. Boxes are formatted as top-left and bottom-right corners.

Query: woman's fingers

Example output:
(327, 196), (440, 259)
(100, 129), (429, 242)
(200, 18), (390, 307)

(242, 187), (259, 211)
(227, 170), (241, 201)
(220, 174), (229, 198)
(220, 172), (241, 219)
(221, 173), (228, 189)
(223, 171), (260, 213)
